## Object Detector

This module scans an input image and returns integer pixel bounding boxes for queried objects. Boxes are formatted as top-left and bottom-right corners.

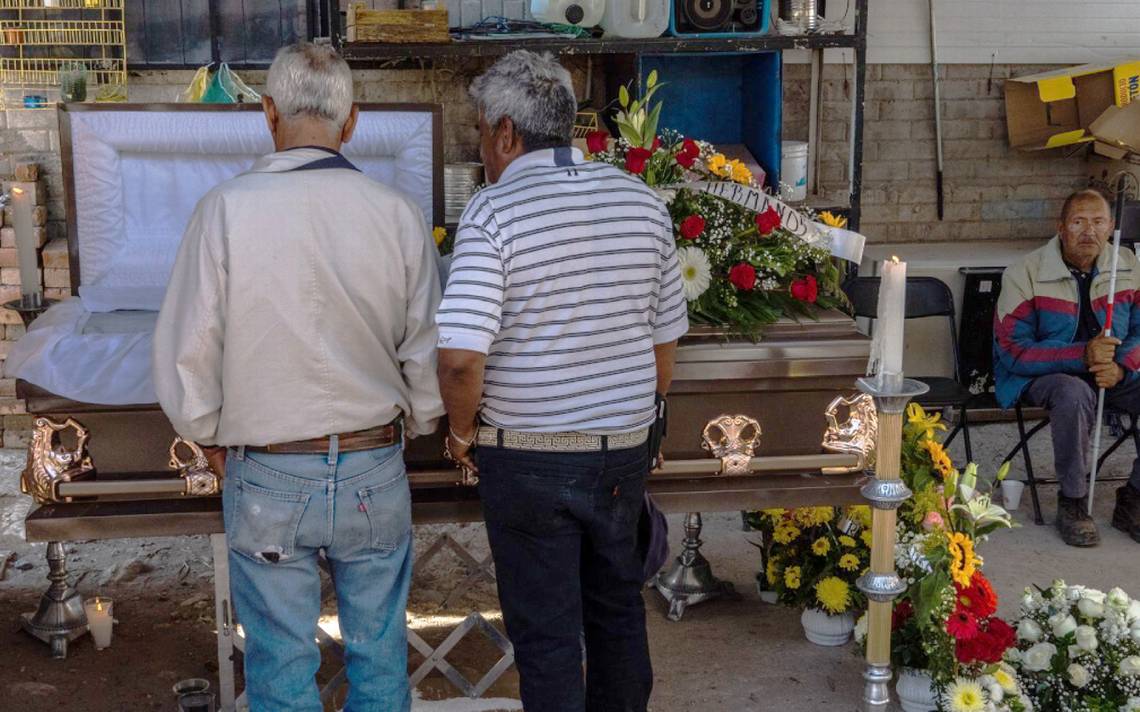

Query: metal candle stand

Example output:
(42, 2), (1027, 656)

(854, 373), (927, 711)
(20, 541), (88, 658)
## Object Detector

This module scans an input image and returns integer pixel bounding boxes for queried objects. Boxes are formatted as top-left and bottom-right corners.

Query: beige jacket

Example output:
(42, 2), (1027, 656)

(153, 147), (444, 446)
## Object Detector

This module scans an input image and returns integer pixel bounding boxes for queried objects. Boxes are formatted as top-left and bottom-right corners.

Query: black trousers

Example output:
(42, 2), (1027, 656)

(476, 443), (653, 712)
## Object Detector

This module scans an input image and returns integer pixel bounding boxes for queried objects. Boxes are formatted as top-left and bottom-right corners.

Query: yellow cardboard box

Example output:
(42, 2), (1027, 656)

(1005, 59), (1140, 151)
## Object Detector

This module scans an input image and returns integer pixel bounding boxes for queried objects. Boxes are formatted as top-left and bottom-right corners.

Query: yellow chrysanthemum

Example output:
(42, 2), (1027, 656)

(838, 535), (857, 548)
(849, 505), (872, 529)
(907, 403), (947, 440)
(707, 153), (727, 176)
(819, 210), (847, 228)
(947, 532), (979, 588)
(812, 537), (831, 556)
(766, 556), (781, 585)
(729, 160), (752, 184)
(784, 566), (802, 590)
(815, 576), (851, 614)
(860, 530), (874, 548)
(761, 508), (786, 524)
(795, 506), (835, 527)
(432, 226), (447, 246)
(773, 524), (800, 545)
(922, 439), (955, 479)
(839, 553), (860, 571)
(945, 678), (985, 712)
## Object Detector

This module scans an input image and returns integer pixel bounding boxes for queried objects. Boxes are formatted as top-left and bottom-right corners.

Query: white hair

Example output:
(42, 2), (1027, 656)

(469, 50), (577, 148)
(266, 42), (353, 128)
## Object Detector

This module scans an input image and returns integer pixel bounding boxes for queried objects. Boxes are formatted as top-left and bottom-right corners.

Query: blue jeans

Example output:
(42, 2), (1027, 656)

(476, 444), (653, 712)
(223, 440), (413, 712)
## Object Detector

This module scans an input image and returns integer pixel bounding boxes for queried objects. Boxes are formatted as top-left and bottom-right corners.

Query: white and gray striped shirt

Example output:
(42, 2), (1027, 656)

(437, 147), (689, 433)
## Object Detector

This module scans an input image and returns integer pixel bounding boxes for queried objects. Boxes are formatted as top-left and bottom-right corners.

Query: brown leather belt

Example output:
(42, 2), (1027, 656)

(246, 423), (401, 455)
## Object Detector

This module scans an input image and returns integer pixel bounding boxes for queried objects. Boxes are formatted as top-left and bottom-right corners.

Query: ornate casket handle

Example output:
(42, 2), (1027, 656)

(821, 393), (878, 473)
(21, 417), (95, 504)
(169, 438), (221, 496)
(702, 414), (762, 476)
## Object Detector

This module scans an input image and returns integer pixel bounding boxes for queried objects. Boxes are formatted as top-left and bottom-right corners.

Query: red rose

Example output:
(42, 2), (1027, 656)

(754, 206), (782, 235)
(625, 147), (652, 175)
(676, 138), (700, 169)
(728, 262), (757, 291)
(892, 599), (914, 631)
(679, 214), (706, 240)
(652, 136), (662, 151)
(790, 275), (818, 303)
(955, 618), (1015, 664)
(586, 130), (609, 154)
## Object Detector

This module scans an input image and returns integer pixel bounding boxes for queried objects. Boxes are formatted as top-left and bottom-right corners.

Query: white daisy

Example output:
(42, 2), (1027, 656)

(677, 246), (711, 301)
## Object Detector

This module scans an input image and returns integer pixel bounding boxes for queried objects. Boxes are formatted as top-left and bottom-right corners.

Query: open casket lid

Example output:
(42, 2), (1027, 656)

(59, 103), (443, 311)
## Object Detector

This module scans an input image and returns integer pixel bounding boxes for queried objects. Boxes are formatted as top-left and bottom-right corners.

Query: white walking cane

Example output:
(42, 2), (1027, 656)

(1088, 185), (1128, 515)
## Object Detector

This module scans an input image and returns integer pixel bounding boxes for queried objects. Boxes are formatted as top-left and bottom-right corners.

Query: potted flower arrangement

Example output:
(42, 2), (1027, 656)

(859, 405), (1023, 711)
(1007, 580), (1140, 711)
(757, 505), (873, 645)
(585, 71), (849, 337)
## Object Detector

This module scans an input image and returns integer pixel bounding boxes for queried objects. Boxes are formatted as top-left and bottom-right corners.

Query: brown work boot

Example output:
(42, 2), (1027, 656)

(1057, 494), (1100, 547)
(1112, 484), (1140, 543)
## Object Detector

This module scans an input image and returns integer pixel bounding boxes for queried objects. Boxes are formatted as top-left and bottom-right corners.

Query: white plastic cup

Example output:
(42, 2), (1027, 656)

(1001, 480), (1025, 510)
(780, 141), (809, 202)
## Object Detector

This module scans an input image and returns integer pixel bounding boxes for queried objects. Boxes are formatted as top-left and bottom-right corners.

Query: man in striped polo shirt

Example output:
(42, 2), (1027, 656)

(437, 50), (688, 711)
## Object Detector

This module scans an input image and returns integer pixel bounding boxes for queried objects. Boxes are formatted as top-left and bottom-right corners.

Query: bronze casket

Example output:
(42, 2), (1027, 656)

(7, 103), (871, 538)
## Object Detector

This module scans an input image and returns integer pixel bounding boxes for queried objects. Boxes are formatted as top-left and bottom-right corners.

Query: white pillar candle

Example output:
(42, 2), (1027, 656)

(84, 596), (114, 650)
(876, 255), (906, 378)
(9, 186), (42, 306)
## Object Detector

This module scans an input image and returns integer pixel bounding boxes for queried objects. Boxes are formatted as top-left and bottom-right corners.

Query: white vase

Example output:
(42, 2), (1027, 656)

(800, 607), (855, 646)
(895, 667), (938, 712)
(755, 574), (780, 603)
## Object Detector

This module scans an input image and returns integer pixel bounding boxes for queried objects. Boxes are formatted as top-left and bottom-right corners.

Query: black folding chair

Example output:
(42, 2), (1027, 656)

(844, 276), (975, 461)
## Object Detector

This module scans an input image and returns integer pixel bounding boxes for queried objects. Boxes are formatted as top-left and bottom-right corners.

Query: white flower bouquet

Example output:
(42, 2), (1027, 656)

(1008, 580), (1140, 711)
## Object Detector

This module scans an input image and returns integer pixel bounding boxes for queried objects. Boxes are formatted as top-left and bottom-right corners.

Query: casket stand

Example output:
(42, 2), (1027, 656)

(6, 104), (872, 706)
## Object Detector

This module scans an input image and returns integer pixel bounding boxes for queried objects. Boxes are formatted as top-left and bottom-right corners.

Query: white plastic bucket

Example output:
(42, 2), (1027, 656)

(781, 140), (809, 202)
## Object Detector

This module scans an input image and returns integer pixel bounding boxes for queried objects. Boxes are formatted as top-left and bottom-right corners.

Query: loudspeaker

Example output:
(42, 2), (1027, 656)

(673, 0), (761, 34)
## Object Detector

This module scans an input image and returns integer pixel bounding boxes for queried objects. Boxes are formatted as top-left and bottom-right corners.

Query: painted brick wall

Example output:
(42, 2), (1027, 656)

(782, 63), (1088, 243)
(0, 60), (1092, 447)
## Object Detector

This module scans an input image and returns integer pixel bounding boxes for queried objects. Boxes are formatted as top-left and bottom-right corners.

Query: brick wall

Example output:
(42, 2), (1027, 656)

(0, 60), (1092, 448)
(782, 63), (1088, 242)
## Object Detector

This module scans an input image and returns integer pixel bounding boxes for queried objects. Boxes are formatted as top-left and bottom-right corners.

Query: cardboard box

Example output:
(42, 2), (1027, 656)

(1006, 59), (1140, 151)
(1090, 99), (1140, 160)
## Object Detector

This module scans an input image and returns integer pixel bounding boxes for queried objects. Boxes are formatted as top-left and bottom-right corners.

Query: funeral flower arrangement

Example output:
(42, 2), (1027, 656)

(856, 405), (1025, 710)
(1007, 580), (1140, 712)
(748, 505), (873, 617)
(585, 72), (849, 337)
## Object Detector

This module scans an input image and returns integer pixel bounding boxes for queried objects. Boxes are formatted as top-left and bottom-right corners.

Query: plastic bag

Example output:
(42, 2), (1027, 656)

(181, 64), (260, 104)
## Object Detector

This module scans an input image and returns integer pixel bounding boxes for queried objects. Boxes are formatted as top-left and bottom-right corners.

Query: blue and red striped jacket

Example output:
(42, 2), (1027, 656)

(993, 236), (1140, 408)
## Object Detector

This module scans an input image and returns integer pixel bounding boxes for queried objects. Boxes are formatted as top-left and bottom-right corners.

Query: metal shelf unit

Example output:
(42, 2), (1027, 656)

(0, 0), (127, 109)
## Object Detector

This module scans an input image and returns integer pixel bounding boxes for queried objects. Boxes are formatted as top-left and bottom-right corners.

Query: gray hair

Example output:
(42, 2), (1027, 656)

(266, 42), (353, 128)
(469, 50), (576, 150)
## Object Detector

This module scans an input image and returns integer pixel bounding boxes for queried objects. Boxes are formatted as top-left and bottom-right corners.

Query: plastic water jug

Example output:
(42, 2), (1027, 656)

(601, 0), (668, 38)
(530, 0), (605, 27)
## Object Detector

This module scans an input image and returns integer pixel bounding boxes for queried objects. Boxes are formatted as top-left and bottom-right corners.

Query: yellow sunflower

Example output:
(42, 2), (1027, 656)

(784, 566), (802, 589)
(432, 226), (448, 246)
(838, 535), (857, 548)
(815, 576), (851, 614)
(947, 532), (979, 588)
(766, 556), (781, 585)
(839, 553), (860, 571)
(706, 153), (727, 176)
(773, 523), (800, 545)
(922, 439), (955, 479)
(811, 537), (831, 556)
(818, 210), (847, 228)
(944, 678), (985, 712)
(907, 403), (948, 440)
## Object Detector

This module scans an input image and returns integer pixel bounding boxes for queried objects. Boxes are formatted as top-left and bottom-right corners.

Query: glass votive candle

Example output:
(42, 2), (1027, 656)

(83, 596), (113, 649)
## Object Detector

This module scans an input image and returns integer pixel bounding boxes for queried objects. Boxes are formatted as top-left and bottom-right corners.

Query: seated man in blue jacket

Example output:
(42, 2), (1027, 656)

(994, 188), (1140, 547)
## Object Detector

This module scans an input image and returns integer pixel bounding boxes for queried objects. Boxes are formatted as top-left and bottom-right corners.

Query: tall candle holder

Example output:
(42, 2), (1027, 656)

(855, 371), (927, 711)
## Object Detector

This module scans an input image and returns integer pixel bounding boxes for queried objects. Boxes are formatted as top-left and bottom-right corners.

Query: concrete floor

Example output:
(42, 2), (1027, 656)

(1, 416), (1139, 711)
